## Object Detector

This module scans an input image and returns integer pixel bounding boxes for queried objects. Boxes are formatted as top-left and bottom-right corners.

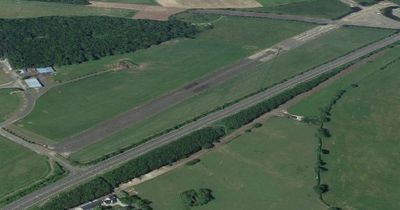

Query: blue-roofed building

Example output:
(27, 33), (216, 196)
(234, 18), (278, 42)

(36, 67), (55, 74)
(24, 78), (43, 88)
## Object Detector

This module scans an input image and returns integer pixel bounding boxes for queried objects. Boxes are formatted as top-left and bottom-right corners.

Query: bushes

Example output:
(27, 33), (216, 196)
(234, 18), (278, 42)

(27, 0), (89, 4)
(0, 16), (199, 68)
(103, 127), (225, 187)
(39, 127), (224, 209)
(39, 177), (112, 210)
(180, 188), (214, 207)
(38, 66), (349, 209)
(220, 69), (341, 131)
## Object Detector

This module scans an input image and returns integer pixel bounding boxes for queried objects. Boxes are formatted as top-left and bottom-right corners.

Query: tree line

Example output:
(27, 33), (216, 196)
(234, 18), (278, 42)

(0, 16), (199, 68)
(37, 127), (225, 210)
(27, 0), (89, 5)
(36, 66), (349, 210)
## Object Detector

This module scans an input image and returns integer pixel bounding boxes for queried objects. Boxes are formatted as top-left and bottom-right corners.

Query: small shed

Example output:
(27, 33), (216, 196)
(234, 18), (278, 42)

(24, 78), (43, 88)
(36, 67), (55, 74)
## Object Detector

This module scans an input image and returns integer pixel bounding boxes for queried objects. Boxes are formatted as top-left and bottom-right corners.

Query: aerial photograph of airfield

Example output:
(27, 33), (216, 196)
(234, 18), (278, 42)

(0, 0), (399, 209)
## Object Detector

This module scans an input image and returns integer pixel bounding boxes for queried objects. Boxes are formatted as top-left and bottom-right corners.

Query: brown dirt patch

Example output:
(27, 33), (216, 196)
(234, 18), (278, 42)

(88, 1), (185, 21)
(156, 0), (261, 9)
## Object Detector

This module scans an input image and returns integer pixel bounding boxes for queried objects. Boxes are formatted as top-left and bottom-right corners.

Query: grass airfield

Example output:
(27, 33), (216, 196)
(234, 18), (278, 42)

(70, 25), (394, 163)
(18, 15), (315, 142)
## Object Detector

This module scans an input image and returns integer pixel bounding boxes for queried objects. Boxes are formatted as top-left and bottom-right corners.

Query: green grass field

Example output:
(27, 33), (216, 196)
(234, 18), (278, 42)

(92, 0), (158, 5)
(18, 16), (315, 141)
(70, 26), (394, 163)
(0, 137), (50, 201)
(290, 45), (400, 209)
(134, 117), (325, 210)
(253, 0), (352, 19)
(0, 70), (11, 85)
(0, 0), (135, 18)
(0, 90), (21, 123)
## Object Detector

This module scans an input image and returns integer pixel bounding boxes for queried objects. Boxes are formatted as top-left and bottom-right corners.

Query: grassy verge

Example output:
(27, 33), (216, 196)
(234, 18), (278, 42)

(70, 26), (394, 164)
(0, 137), (59, 206)
(0, 0), (135, 18)
(0, 161), (67, 207)
(0, 89), (22, 123)
(18, 15), (314, 141)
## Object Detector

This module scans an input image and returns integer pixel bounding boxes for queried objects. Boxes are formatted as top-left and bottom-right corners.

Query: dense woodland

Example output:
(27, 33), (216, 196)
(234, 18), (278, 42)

(0, 16), (199, 68)
(27, 0), (90, 5)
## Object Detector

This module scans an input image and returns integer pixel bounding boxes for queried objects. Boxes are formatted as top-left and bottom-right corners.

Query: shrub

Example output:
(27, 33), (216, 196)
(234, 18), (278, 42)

(180, 188), (214, 207)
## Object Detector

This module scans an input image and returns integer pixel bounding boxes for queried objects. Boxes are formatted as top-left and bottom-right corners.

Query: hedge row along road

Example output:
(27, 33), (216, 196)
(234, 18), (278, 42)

(4, 27), (400, 210)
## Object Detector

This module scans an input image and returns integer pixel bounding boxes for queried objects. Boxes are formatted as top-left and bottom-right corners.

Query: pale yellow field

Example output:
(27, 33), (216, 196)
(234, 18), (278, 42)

(156, 0), (262, 8)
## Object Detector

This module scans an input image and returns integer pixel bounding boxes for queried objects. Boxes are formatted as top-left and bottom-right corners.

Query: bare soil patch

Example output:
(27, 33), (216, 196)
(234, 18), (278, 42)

(156, 0), (261, 9)
(88, 1), (185, 20)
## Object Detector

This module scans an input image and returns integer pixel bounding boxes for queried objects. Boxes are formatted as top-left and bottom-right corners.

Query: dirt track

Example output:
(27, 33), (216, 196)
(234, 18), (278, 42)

(88, 1), (185, 21)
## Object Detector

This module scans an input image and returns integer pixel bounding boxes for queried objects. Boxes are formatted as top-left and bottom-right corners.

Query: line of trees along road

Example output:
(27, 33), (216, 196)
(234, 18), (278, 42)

(35, 66), (348, 210)
(0, 16), (199, 68)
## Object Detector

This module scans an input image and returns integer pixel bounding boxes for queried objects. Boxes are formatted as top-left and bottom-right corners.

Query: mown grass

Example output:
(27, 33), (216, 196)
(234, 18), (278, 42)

(0, 137), (50, 201)
(253, 0), (353, 19)
(134, 117), (324, 210)
(290, 45), (400, 209)
(0, 90), (21, 123)
(0, 0), (135, 18)
(70, 26), (394, 163)
(18, 16), (315, 141)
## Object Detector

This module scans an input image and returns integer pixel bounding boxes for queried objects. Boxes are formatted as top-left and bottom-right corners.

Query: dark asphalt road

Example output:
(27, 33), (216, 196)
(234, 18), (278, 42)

(5, 31), (400, 210)
(190, 9), (334, 25)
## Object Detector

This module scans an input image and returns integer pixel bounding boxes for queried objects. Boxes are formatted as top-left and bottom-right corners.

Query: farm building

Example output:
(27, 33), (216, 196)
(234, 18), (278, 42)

(36, 67), (55, 74)
(24, 78), (43, 88)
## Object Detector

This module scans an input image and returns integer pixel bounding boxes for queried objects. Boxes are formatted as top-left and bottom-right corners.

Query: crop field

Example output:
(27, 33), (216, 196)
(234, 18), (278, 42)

(70, 26), (394, 163)
(0, 137), (50, 202)
(290, 45), (400, 209)
(0, 90), (21, 123)
(252, 0), (352, 19)
(0, 0), (135, 18)
(134, 117), (325, 210)
(18, 15), (315, 141)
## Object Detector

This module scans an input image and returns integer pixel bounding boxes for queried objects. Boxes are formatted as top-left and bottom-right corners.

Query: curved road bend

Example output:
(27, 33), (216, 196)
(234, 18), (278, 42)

(5, 32), (400, 210)
(190, 9), (334, 25)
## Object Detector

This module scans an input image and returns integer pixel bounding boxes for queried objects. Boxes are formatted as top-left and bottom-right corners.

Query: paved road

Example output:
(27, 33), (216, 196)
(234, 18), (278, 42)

(5, 30), (400, 210)
(190, 9), (334, 24)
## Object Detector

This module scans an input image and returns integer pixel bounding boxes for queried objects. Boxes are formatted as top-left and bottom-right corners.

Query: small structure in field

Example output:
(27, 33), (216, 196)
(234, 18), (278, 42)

(24, 77), (43, 89)
(36, 67), (55, 74)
